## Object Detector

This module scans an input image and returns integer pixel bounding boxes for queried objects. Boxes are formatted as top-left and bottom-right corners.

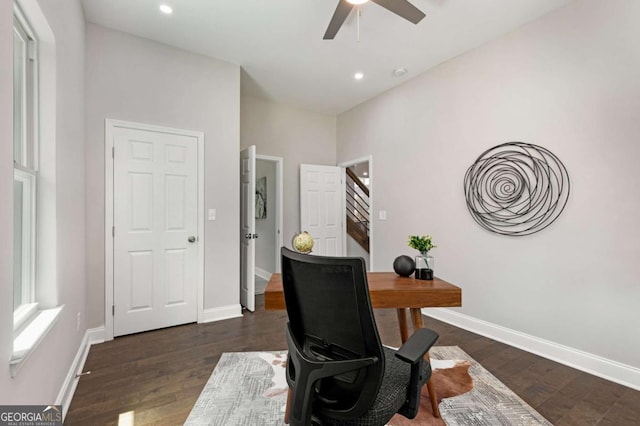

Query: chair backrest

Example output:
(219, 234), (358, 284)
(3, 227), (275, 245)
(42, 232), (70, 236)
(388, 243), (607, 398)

(281, 247), (384, 421)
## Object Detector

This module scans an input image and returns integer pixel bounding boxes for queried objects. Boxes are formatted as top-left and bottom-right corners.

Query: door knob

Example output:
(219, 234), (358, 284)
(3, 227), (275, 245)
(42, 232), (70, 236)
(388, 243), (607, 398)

(188, 236), (197, 243)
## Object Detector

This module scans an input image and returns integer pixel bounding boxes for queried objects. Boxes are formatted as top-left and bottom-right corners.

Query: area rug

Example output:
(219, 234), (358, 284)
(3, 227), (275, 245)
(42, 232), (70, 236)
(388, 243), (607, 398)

(185, 346), (552, 425)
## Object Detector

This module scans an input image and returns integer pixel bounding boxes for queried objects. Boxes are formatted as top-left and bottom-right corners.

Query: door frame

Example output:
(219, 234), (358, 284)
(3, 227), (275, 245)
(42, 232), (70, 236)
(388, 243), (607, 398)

(240, 145), (256, 312)
(339, 155), (374, 270)
(255, 154), (284, 274)
(104, 119), (205, 341)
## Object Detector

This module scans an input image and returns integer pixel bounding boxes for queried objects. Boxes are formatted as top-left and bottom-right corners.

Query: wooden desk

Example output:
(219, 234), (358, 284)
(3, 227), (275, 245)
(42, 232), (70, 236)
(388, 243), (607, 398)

(265, 272), (462, 310)
(265, 272), (462, 419)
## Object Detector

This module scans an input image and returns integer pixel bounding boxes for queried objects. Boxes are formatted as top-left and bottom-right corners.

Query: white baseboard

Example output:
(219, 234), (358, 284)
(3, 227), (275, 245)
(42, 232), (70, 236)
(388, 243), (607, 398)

(425, 308), (640, 391)
(255, 267), (272, 281)
(56, 327), (106, 419)
(202, 304), (243, 323)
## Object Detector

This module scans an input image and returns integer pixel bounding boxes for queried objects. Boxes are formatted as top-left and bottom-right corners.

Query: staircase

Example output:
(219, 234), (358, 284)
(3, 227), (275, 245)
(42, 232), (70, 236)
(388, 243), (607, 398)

(345, 167), (370, 252)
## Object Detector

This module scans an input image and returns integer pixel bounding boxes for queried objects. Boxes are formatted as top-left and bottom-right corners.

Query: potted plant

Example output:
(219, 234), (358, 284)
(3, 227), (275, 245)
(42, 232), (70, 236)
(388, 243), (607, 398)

(408, 235), (436, 280)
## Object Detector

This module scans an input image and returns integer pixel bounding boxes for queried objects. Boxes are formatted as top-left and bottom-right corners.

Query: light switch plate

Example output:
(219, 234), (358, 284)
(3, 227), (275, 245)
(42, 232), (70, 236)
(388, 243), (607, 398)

(379, 210), (387, 220)
(208, 209), (216, 221)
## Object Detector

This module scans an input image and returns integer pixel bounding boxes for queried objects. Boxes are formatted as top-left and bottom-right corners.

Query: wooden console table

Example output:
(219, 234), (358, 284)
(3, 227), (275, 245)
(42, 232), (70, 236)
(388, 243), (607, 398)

(264, 272), (462, 418)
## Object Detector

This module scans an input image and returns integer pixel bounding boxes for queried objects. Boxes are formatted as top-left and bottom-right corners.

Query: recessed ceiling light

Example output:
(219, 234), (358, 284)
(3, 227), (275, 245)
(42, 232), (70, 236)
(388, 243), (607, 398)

(354, 72), (364, 80)
(392, 67), (408, 78)
(347, 0), (370, 5)
(159, 4), (173, 15)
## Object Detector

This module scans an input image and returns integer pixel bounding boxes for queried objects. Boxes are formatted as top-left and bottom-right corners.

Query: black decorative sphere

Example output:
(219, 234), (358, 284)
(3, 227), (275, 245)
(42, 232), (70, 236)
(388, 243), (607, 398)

(393, 255), (415, 277)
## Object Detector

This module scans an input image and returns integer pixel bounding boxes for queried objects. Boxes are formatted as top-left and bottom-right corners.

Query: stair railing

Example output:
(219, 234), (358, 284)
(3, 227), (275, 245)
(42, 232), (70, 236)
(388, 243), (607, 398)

(345, 168), (370, 249)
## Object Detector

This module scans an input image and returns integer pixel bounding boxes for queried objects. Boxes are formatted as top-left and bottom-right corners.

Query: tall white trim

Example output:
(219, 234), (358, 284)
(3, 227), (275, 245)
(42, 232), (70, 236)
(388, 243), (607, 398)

(255, 155), (284, 273)
(425, 308), (640, 391)
(104, 121), (114, 341)
(196, 125), (205, 323)
(104, 119), (205, 340)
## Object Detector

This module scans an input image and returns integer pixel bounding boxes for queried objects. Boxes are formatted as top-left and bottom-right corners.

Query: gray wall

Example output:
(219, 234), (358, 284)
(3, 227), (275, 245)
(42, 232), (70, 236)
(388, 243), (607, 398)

(85, 24), (241, 326)
(337, 0), (640, 368)
(255, 159), (276, 274)
(1, 0), (87, 403)
(240, 95), (336, 247)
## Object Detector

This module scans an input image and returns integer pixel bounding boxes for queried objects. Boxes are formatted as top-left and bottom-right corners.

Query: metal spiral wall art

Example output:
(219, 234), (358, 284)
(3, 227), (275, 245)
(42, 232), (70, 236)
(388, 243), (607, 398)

(463, 142), (570, 236)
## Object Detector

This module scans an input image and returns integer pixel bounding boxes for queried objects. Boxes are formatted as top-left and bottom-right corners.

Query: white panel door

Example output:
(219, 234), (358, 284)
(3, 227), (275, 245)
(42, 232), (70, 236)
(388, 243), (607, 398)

(240, 146), (256, 312)
(113, 127), (199, 336)
(300, 164), (343, 256)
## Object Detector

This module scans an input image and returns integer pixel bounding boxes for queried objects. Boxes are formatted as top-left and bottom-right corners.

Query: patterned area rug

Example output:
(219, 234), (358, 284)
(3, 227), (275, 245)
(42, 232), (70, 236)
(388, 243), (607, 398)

(185, 346), (552, 425)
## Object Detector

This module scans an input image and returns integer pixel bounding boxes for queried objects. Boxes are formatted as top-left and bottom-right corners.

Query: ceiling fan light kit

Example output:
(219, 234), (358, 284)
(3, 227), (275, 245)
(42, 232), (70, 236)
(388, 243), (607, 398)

(323, 0), (426, 40)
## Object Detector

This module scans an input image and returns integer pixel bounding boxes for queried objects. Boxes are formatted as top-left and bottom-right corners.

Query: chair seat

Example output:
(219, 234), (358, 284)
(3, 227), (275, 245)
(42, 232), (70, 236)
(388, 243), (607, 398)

(320, 347), (432, 426)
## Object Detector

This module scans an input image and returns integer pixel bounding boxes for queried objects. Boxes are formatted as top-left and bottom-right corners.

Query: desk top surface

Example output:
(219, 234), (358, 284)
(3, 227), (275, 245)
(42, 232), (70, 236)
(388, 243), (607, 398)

(264, 272), (462, 310)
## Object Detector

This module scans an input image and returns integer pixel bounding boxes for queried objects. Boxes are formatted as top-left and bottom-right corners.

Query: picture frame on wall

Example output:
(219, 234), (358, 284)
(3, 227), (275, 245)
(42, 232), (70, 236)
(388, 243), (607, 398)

(256, 176), (267, 219)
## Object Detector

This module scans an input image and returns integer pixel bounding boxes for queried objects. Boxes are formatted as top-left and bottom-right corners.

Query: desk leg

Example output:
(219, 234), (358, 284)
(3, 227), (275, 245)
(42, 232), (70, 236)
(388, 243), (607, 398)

(396, 308), (410, 343)
(284, 388), (292, 424)
(410, 308), (441, 418)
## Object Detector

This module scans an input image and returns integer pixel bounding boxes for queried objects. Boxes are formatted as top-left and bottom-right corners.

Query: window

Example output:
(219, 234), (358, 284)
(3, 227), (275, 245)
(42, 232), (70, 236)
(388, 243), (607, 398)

(11, 1), (62, 377)
(13, 10), (39, 327)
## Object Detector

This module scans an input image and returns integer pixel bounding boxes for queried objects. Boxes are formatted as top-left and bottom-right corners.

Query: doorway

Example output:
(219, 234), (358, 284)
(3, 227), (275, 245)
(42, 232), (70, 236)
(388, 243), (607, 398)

(254, 155), (283, 294)
(299, 159), (373, 267)
(105, 119), (205, 340)
(240, 148), (283, 311)
(339, 156), (373, 270)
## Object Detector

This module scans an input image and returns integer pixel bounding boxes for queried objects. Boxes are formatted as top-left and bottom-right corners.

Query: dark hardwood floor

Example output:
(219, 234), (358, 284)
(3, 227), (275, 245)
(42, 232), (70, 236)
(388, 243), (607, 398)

(66, 296), (640, 425)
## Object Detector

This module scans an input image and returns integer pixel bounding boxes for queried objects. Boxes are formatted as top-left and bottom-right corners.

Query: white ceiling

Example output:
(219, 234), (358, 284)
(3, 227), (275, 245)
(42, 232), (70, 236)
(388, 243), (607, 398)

(81, 0), (573, 114)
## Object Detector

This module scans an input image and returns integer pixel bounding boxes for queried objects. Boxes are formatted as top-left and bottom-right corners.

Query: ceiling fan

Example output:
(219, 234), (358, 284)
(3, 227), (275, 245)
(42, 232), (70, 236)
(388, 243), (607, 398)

(323, 0), (426, 40)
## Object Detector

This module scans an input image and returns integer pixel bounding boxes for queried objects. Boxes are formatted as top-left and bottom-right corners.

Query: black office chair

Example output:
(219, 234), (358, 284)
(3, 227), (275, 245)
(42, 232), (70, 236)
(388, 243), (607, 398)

(281, 247), (439, 426)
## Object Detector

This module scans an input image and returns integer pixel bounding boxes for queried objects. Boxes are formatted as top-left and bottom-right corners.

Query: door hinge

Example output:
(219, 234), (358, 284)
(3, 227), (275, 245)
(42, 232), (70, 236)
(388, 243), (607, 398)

(27, 40), (37, 61)
(112, 147), (114, 158)
(112, 305), (115, 316)
(112, 226), (115, 237)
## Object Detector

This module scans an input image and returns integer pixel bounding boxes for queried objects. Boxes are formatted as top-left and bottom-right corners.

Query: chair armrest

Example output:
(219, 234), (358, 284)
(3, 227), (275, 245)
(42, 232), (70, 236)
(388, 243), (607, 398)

(395, 328), (439, 364)
(394, 328), (440, 420)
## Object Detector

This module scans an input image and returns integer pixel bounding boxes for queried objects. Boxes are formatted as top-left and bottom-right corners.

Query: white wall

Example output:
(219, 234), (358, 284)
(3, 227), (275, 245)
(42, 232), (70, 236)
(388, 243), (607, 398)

(240, 95), (336, 246)
(255, 159), (276, 274)
(337, 0), (640, 369)
(85, 24), (241, 327)
(0, 0), (88, 404)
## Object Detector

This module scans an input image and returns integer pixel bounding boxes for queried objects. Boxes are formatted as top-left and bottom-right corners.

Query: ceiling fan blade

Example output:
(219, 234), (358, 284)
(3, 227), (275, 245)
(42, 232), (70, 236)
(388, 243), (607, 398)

(323, 0), (354, 40)
(370, 0), (426, 24)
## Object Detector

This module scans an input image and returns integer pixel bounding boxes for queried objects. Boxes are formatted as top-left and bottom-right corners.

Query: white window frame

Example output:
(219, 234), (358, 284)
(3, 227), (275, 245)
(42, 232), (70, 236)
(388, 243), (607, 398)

(11, 0), (62, 378)
(13, 6), (39, 324)
(13, 167), (37, 323)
